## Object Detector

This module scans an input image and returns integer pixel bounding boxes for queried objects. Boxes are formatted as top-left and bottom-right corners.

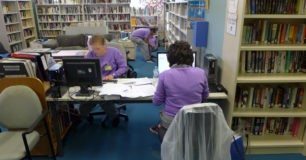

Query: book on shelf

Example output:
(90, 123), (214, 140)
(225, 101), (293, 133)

(37, 6), (60, 14)
(85, 15), (107, 21)
(18, 1), (31, 10)
(61, 6), (82, 14)
(39, 15), (60, 22)
(6, 24), (19, 33)
(61, 15), (82, 22)
(242, 21), (306, 45)
(41, 30), (61, 37)
(11, 51), (53, 81)
(84, 0), (130, 3)
(22, 19), (33, 27)
(247, 0), (306, 14)
(40, 23), (61, 29)
(235, 85), (304, 109)
(0, 58), (36, 78)
(240, 51), (304, 74)
(131, 17), (157, 26)
(108, 14), (130, 22)
(232, 117), (301, 137)
(84, 6), (106, 14)
(20, 10), (31, 19)
(131, 6), (157, 16)
(36, 0), (83, 5)
(4, 14), (18, 24)
(108, 23), (130, 31)
(7, 33), (21, 43)
(24, 29), (33, 37)
(9, 43), (23, 53)
(108, 6), (130, 14)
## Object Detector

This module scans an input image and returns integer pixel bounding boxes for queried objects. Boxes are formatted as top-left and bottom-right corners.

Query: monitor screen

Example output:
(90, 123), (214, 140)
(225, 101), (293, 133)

(157, 52), (197, 74)
(63, 58), (102, 87)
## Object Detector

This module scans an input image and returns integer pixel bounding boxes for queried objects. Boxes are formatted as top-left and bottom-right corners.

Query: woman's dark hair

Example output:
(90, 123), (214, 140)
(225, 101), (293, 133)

(167, 41), (193, 67)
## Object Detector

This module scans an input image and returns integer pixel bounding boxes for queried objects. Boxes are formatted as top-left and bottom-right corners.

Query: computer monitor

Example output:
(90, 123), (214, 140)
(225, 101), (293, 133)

(157, 52), (197, 74)
(63, 58), (102, 96)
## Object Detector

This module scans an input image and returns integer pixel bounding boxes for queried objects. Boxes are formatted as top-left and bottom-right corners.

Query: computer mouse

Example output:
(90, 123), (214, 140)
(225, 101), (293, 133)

(216, 84), (227, 94)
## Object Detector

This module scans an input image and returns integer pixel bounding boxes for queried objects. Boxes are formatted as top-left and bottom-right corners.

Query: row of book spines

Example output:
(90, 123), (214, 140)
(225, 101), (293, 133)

(240, 51), (304, 74)
(7, 33), (21, 43)
(132, 7), (157, 15)
(24, 29), (33, 37)
(108, 24), (130, 30)
(36, 0), (83, 4)
(247, 0), (305, 14)
(10, 44), (23, 53)
(232, 117), (301, 136)
(41, 30), (61, 36)
(242, 23), (306, 45)
(58, 110), (71, 135)
(18, 2), (31, 9)
(6, 25), (19, 32)
(235, 86), (304, 109)
(36, 0), (130, 4)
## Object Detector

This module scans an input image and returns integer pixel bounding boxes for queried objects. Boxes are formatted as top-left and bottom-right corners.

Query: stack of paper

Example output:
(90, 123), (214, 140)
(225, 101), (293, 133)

(97, 81), (156, 98)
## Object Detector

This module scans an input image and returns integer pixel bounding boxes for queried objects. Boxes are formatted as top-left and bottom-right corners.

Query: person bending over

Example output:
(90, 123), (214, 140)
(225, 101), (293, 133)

(80, 35), (128, 125)
(151, 41), (209, 139)
(131, 27), (157, 63)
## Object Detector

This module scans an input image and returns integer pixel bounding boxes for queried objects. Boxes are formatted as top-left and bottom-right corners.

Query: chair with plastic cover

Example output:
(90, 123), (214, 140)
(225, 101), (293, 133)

(161, 103), (234, 160)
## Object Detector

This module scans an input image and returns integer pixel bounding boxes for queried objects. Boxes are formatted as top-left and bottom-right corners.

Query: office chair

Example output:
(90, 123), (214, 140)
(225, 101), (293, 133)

(0, 79), (56, 160)
(88, 42), (132, 127)
(161, 103), (234, 160)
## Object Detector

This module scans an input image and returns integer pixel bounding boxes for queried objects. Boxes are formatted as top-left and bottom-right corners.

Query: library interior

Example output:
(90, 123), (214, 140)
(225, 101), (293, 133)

(0, 0), (305, 160)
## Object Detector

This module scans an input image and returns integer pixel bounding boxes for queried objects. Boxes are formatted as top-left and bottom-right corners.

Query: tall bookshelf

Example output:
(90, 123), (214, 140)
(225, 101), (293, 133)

(130, 6), (158, 31)
(164, 1), (189, 46)
(35, 0), (131, 38)
(221, 0), (306, 155)
(0, 0), (37, 52)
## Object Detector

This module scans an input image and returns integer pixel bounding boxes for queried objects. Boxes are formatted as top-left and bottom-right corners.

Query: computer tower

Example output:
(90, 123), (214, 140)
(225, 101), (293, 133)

(47, 63), (67, 98)
(204, 54), (218, 84)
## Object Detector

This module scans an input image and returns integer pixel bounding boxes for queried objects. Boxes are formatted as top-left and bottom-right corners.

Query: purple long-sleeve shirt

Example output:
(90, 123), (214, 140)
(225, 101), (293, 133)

(131, 28), (150, 40)
(84, 47), (128, 78)
(153, 67), (209, 117)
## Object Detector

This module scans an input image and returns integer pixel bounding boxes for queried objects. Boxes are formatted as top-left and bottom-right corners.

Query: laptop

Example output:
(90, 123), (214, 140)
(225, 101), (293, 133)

(157, 52), (197, 74)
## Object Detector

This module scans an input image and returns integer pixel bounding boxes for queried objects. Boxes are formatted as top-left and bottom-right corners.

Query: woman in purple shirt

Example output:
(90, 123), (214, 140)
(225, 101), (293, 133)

(80, 35), (128, 126)
(151, 41), (209, 137)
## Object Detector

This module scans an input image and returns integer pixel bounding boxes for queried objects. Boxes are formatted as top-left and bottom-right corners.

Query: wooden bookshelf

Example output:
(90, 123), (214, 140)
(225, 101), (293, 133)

(221, 0), (306, 155)
(35, 0), (131, 38)
(0, 0), (37, 52)
(233, 108), (306, 117)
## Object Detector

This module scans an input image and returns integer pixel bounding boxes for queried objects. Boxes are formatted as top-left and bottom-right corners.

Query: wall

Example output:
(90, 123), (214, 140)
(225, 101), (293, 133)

(202, 0), (227, 65)
(201, 0), (227, 83)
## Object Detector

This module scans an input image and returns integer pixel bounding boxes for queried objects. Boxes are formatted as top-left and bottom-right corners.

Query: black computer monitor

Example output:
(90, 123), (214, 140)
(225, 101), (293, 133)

(63, 58), (102, 96)
(157, 51), (197, 74)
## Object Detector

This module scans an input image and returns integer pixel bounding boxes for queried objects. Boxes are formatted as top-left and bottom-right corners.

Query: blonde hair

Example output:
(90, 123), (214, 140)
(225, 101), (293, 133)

(90, 35), (105, 45)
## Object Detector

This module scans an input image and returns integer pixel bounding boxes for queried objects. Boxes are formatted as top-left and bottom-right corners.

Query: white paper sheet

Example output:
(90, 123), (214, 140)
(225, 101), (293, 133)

(97, 82), (155, 98)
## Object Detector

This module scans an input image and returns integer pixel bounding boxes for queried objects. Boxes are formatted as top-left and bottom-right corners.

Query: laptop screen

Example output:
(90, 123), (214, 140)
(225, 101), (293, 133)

(157, 52), (197, 74)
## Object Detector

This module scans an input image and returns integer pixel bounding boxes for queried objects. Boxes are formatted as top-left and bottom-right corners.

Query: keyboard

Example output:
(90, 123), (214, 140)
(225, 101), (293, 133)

(103, 79), (118, 83)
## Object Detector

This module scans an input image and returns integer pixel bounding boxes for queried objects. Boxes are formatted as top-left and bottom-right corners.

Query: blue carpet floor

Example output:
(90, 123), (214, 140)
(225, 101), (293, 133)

(1, 47), (306, 160)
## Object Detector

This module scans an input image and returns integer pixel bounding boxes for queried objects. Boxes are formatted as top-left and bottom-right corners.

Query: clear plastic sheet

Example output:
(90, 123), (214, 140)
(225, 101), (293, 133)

(161, 103), (234, 160)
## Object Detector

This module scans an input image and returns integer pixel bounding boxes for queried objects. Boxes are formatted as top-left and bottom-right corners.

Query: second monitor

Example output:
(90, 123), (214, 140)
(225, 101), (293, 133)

(157, 52), (197, 74)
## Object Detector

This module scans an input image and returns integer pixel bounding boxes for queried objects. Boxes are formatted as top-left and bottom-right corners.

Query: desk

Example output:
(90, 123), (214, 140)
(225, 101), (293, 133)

(51, 50), (88, 58)
(46, 82), (227, 156)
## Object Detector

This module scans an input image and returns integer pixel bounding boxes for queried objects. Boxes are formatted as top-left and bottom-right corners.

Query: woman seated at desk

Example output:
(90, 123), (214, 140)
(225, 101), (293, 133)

(79, 35), (128, 125)
(151, 41), (209, 139)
